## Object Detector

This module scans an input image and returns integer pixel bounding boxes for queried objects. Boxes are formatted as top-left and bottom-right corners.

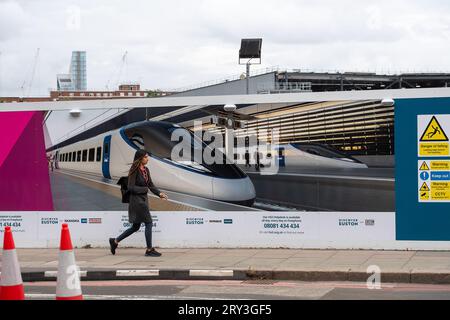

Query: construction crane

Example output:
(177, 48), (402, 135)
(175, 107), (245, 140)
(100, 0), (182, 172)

(20, 48), (40, 97)
(105, 50), (128, 90)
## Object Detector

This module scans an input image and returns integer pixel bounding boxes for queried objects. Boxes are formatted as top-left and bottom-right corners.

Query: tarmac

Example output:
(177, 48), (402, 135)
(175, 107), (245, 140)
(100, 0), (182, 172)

(3, 248), (450, 284)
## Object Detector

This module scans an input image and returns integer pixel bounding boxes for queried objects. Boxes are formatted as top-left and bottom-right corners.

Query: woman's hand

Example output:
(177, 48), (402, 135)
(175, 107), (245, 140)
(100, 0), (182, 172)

(159, 192), (168, 200)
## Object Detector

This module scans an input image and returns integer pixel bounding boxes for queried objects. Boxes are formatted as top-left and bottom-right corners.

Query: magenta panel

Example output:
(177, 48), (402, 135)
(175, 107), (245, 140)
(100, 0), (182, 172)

(0, 111), (34, 167)
(0, 111), (54, 210)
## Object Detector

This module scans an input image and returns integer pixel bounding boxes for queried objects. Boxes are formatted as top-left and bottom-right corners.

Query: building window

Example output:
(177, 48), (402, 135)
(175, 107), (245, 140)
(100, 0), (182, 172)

(80, 93), (85, 96)
(120, 92), (125, 97)
(96, 93), (101, 97)
(89, 93), (94, 96)
(128, 92), (133, 96)
(82, 150), (88, 162)
(88, 148), (95, 162)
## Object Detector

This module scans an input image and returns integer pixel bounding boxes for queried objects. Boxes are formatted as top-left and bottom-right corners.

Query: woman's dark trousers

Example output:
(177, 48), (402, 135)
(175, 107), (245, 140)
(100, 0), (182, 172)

(116, 222), (152, 248)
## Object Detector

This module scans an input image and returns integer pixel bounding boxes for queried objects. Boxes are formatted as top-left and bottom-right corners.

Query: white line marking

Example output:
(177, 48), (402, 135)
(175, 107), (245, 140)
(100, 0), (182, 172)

(25, 293), (236, 300)
(44, 271), (87, 278)
(189, 270), (234, 277)
(116, 270), (159, 277)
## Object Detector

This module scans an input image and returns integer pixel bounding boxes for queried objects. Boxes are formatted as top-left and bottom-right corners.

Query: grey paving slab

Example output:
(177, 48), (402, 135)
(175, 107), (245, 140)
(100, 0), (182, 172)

(232, 258), (286, 269)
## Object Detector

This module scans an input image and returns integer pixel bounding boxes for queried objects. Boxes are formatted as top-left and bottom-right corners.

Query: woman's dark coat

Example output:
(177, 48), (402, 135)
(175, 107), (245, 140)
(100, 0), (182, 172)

(127, 167), (161, 224)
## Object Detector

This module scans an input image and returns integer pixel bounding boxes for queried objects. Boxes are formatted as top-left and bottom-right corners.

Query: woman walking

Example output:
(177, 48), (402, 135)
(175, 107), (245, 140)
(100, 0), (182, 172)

(109, 149), (168, 257)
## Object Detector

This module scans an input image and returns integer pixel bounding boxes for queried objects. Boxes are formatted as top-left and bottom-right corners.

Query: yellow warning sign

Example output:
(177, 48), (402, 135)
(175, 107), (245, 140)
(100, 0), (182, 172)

(419, 161), (430, 171)
(430, 161), (450, 171)
(420, 190), (430, 200)
(419, 143), (450, 156)
(431, 182), (450, 200)
(420, 182), (430, 192)
(420, 116), (449, 142)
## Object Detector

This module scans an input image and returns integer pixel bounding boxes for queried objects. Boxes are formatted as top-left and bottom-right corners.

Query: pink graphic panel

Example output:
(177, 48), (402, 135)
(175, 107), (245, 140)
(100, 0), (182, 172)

(0, 111), (54, 210)
(0, 111), (34, 167)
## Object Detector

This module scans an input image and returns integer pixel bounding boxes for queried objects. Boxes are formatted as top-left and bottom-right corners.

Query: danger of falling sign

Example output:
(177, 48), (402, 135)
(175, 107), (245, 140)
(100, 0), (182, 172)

(418, 115), (450, 156)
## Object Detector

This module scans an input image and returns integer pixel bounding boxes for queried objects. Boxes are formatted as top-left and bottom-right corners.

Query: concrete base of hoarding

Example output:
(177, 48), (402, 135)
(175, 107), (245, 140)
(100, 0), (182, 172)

(1, 211), (450, 250)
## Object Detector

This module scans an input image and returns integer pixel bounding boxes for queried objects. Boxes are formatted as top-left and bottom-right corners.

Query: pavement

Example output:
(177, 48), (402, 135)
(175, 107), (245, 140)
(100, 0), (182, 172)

(2, 248), (450, 284)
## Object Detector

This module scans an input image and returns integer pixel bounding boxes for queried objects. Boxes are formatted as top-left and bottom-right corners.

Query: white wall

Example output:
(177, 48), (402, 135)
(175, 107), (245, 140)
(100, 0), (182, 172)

(1, 211), (450, 250)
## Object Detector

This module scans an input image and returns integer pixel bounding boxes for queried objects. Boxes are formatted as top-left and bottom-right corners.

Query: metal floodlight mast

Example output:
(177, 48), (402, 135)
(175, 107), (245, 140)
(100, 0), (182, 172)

(239, 38), (262, 94)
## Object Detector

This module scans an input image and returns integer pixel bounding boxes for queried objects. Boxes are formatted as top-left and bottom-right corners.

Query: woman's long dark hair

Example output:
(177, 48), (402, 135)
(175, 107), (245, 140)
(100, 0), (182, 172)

(128, 149), (148, 176)
(128, 159), (142, 176)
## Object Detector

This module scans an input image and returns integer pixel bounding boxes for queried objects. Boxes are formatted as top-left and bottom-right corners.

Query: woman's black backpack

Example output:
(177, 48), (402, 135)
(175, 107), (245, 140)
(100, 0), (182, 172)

(117, 177), (130, 203)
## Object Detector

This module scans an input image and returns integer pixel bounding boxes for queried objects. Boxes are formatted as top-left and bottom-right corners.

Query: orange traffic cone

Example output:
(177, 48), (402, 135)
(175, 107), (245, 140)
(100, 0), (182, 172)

(0, 226), (25, 300)
(56, 223), (83, 300)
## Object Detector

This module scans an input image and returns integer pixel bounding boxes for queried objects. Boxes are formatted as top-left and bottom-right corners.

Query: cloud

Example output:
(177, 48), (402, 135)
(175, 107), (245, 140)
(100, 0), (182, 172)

(0, 1), (27, 41)
(1, 0), (450, 96)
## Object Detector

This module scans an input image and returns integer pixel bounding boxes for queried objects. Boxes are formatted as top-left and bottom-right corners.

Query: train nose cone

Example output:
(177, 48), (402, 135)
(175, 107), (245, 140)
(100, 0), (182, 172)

(212, 176), (256, 206)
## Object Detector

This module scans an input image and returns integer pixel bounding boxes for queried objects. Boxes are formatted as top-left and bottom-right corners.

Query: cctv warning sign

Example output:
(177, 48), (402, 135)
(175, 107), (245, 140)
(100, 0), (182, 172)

(418, 160), (450, 202)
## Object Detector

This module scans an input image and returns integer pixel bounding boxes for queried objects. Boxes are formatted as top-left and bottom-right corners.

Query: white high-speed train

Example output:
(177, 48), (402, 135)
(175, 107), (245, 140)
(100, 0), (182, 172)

(49, 120), (367, 207)
(50, 121), (256, 206)
(233, 143), (368, 169)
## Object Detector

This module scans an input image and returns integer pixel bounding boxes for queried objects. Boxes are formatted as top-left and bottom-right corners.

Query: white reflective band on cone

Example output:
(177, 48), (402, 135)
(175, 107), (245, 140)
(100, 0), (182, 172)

(56, 250), (82, 298)
(0, 250), (23, 286)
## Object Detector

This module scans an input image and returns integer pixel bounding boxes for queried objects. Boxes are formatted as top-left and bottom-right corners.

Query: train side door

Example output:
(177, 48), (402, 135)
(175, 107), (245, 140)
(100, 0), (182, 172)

(102, 135), (112, 179)
(55, 151), (59, 169)
(277, 147), (286, 167)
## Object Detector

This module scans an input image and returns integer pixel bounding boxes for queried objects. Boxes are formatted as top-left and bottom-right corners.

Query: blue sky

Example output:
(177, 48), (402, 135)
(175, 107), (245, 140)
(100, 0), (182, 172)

(1, 0), (450, 96)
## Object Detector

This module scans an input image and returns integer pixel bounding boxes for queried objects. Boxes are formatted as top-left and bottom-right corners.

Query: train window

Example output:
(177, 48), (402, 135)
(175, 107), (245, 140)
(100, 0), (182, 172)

(64, 153), (67, 162)
(72, 152), (76, 162)
(131, 134), (144, 149)
(104, 143), (109, 154)
(77, 151), (81, 162)
(88, 148), (95, 162)
(59, 154), (62, 162)
(82, 150), (88, 162)
(68, 153), (72, 162)
(96, 147), (102, 162)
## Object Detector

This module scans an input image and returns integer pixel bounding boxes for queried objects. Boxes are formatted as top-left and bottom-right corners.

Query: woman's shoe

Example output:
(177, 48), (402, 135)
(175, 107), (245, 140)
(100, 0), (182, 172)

(145, 248), (162, 257)
(109, 238), (118, 255)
